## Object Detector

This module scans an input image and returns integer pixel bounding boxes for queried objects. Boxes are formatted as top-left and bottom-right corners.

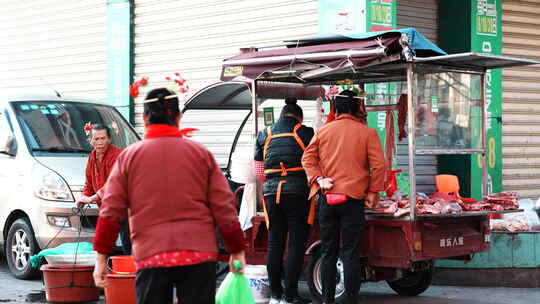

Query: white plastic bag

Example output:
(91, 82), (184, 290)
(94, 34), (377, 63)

(518, 199), (540, 231)
(503, 215), (530, 232)
(441, 202), (463, 214)
(230, 147), (255, 184)
(499, 208), (531, 232)
(238, 183), (257, 230)
(491, 199), (540, 232)
(490, 219), (506, 231)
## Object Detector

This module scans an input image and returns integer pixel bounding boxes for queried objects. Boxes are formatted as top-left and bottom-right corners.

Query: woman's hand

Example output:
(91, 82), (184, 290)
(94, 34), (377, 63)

(76, 195), (92, 208)
(365, 192), (380, 208)
(317, 177), (334, 190)
(93, 254), (108, 288)
(229, 250), (246, 273)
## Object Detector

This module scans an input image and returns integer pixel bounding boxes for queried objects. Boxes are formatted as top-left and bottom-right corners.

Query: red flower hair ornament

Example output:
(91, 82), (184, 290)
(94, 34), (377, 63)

(129, 73), (189, 103)
(130, 73), (198, 137)
(129, 77), (149, 99)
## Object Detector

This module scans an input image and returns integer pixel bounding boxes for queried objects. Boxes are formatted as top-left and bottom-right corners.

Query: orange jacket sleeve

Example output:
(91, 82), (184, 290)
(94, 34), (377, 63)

(367, 128), (386, 192)
(301, 133), (323, 185)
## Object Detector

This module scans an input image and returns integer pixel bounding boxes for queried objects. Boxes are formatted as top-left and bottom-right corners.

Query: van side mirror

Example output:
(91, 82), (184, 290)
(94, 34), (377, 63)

(0, 134), (17, 156)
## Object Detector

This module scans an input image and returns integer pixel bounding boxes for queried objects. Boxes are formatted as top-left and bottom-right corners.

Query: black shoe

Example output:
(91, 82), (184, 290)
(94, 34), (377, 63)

(282, 296), (312, 304)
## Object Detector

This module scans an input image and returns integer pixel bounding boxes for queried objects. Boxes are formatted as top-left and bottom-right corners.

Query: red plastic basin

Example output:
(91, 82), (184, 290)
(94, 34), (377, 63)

(40, 264), (99, 303)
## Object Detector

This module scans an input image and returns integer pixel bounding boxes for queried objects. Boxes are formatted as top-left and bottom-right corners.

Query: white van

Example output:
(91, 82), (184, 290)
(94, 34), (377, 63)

(0, 92), (139, 278)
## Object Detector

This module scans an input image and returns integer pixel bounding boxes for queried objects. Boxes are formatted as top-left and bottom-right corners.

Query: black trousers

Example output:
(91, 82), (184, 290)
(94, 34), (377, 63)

(266, 193), (310, 299)
(318, 195), (364, 304)
(135, 262), (216, 304)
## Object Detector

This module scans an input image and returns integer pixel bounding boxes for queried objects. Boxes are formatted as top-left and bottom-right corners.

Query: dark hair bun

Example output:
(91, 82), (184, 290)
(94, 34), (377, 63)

(285, 97), (297, 105)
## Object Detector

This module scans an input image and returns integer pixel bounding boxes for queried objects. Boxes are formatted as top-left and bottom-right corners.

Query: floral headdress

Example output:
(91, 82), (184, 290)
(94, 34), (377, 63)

(129, 73), (198, 138)
(129, 73), (189, 103)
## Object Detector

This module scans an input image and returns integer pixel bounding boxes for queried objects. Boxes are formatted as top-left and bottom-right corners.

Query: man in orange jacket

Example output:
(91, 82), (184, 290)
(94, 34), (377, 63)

(302, 90), (385, 304)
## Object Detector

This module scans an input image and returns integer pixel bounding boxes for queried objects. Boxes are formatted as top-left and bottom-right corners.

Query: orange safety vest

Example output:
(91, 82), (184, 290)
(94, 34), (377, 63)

(261, 123), (308, 228)
(262, 123), (306, 204)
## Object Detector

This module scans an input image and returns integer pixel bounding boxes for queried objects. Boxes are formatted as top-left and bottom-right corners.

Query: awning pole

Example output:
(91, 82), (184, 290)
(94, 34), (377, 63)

(252, 79), (259, 136)
(252, 79), (262, 212)
(407, 63), (417, 221)
(481, 72), (488, 197)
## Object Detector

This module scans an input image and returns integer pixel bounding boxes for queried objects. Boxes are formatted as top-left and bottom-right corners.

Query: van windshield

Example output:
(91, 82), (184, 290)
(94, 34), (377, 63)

(11, 101), (139, 153)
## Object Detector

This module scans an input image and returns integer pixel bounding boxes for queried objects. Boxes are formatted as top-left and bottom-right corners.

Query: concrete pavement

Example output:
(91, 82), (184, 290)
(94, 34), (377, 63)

(1, 256), (539, 303)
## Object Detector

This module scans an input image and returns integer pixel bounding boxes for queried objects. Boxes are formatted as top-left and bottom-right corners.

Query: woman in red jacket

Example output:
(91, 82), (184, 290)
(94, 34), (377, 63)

(92, 88), (246, 304)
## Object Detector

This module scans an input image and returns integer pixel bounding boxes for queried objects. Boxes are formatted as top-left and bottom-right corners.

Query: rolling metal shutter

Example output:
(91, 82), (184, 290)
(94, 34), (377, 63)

(0, 0), (107, 100)
(398, 0), (439, 44)
(133, 0), (318, 166)
(502, 0), (540, 199)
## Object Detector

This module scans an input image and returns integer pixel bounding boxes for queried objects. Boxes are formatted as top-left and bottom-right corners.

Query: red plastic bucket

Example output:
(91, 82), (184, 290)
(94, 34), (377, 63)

(105, 274), (136, 304)
(110, 255), (136, 274)
(40, 264), (99, 303)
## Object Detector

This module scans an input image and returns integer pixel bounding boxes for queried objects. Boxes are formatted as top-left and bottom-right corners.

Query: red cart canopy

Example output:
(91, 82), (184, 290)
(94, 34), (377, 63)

(220, 28), (445, 83)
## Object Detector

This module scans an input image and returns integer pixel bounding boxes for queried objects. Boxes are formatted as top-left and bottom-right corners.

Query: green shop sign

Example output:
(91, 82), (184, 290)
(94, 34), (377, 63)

(471, 0), (503, 198)
(263, 107), (275, 127)
(366, 0), (397, 31)
(440, 0), (503, 199)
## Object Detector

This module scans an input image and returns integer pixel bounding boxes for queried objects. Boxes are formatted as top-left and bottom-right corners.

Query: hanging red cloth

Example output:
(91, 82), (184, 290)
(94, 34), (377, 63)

(384, 110), (398, 196)
(397, 94), (408, 141)
(385, 110), (395, 171)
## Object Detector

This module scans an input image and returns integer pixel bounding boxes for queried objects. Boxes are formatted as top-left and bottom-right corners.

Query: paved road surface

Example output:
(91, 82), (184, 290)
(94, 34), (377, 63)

(1, 256), (538, 303)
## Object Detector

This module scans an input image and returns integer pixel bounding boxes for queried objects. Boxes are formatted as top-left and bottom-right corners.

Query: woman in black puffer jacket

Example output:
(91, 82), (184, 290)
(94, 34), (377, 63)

(254, 97), (314, 304)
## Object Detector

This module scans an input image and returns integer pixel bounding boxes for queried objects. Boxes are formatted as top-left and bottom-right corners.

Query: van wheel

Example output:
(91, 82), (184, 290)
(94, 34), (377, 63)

(6, 218), (40, 279)
(307, 250), (346, 303)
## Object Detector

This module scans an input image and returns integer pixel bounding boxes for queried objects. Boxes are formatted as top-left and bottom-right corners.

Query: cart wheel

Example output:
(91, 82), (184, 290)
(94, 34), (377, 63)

(307, 250), (346, 304)
(386, 262), (433, 296)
